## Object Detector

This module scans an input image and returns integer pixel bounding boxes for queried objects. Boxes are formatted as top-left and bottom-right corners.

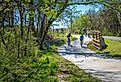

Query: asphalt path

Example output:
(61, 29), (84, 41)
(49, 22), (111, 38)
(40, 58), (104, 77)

(103, 36), (121, 41)
(58, 35), (121, 82)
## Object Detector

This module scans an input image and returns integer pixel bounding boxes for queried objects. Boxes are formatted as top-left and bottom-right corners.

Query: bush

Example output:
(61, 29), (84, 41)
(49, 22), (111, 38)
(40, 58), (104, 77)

(0, 27), (58, 82)
(102, 28), (113, 36)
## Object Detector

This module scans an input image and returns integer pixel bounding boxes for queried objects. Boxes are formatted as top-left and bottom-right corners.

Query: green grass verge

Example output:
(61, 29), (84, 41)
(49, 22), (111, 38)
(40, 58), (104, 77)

(54, 54), (100, 82)
(88, 40), (121, 57)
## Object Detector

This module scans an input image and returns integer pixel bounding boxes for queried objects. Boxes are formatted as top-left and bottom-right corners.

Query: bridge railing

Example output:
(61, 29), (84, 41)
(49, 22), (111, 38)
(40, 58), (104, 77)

(92, 31), (101, 50)
(92, 31), (107, 50)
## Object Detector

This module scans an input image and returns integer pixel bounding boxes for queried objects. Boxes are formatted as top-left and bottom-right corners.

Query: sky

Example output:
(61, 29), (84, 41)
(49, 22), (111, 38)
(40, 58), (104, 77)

(77, 5), (93, 14)
(14, 4), (102, 29)
(76, 4), (102, 14)
(52, 4), (103, 29)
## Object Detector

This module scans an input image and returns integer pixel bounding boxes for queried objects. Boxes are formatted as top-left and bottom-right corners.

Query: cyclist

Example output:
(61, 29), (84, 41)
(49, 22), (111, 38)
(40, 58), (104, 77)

(67, 32), (71, 46)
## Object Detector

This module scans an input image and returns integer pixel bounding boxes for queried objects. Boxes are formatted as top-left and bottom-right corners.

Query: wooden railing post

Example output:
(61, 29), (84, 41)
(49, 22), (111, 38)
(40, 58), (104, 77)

(92, 31), (102, 50)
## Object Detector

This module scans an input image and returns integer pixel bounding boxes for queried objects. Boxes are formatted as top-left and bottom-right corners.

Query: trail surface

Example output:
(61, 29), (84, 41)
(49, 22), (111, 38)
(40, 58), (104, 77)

(58, 35), (121, 82)
(103, 36), (121, 41)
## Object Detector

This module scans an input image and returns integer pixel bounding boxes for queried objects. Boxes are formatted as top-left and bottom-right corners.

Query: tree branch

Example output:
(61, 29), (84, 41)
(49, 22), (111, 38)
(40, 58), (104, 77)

(68, 1), (102, 6)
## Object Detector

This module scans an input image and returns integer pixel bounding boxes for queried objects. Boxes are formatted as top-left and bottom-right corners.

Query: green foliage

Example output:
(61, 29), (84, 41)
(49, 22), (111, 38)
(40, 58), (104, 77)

(0, 27), (58, 82)
(0, 27), (37, 58)
(29, 55), (58, 82)
(57, 5), (82, 29)
(0, 54), (58, 82)
(102, 28), (113, 36)
(4, 0), (10, 2)
(71, 2), (121, 36)
(0, 27), (99, 82)
(29, 10), (35, 18)
(1, 0), (121, 81)
(72, 15), (90, 33)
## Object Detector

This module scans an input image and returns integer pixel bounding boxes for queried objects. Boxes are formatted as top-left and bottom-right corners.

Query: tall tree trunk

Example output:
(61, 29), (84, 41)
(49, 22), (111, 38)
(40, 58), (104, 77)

(37, 10), (40, 34)
(39, 17), (54, 49)
(20, 13), (23, 37)
(11, 6), (14, 27)
(25, 13), (27, 26)
(38, 0), (68, 49)
(29, 16), (35, 32)
(29, 0), (35, 32)
(18, 1), (24, 37)
(9, 12), (11, 27)
(39, 14), (46, 49)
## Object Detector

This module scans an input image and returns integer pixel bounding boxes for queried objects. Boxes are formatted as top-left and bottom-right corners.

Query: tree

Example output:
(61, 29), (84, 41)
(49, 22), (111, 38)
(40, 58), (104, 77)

(56, 5), (82, 32)
(71, 14), (90, 33)
(71, 2), (121, 36)
(1, 0), (120, 50)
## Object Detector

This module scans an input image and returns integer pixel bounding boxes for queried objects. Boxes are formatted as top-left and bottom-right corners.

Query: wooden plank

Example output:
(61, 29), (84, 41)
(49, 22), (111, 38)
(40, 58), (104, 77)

(92, 43), (101, 49)
(92, 41), (100, 46)
(93, 39), (100, 43)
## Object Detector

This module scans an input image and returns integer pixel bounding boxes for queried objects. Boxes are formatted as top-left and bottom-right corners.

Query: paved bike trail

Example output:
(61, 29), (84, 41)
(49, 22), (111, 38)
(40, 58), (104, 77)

(58, 36), (121, 82)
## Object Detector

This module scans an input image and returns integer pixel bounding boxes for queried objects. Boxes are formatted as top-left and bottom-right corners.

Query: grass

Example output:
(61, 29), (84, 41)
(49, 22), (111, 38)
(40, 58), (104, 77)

(88, 39), (121, 57)
(54, 54), (100, 82)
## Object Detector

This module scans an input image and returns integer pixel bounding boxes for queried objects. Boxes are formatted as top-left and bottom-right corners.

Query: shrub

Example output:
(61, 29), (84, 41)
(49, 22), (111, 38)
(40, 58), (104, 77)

(0, 27), (58, 82)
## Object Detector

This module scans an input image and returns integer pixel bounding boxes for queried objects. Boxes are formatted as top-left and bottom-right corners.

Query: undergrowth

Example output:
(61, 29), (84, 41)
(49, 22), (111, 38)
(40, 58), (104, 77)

(0, 28), (99, 82)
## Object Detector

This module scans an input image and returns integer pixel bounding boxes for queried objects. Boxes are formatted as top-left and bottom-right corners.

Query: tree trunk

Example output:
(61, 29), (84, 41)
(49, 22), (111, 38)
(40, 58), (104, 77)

(9, 12), (11, 27)
(29, 0), (35, 32)
(25, 13), (27, 26)
(39, 17), (54, 49)
(37, 10), (40, 34)
(29, 16), (35, 32)
(39, 14), (46, 49)
(11, 7), (14, 27)
(20, 13), (23, 37)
